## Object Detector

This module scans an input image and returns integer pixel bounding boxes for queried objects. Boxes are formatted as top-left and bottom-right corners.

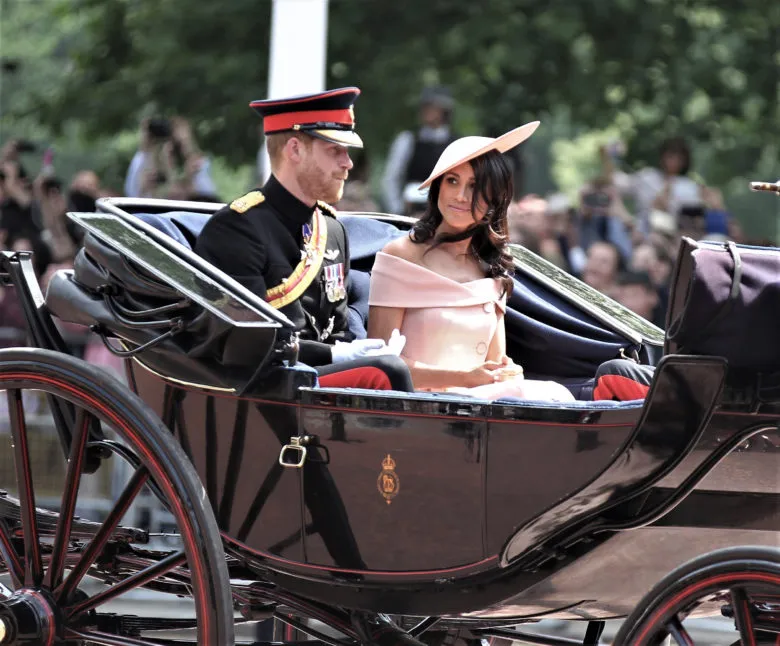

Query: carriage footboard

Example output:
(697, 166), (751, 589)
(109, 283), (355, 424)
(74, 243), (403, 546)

(501, 355), (727, 566)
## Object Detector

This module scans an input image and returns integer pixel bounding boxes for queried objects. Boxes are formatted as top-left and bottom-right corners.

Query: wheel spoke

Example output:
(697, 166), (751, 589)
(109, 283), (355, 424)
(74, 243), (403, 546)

(730, 587), (757, 646)
(68, 550), (186, 617)
(0, 518), (23, 589)
(7, 388), (42, 586)
(44, 408), (91, 589)
(667, 616), (696, 646)
(56, 466), (149, 603)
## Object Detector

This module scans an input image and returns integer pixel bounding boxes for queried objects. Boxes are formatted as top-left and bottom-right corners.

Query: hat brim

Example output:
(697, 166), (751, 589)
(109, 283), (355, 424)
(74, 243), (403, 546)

(308, 129), (364, 148)
(418, 121), (540, 189)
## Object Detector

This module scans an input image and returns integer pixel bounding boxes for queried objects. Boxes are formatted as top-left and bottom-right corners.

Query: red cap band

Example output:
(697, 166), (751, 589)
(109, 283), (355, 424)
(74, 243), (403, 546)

(262, 108), (354, 133)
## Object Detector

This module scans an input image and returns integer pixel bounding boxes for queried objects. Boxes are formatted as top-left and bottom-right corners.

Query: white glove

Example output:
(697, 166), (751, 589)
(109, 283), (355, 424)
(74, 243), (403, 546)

(331, 338), (387, 364)
(365, 329), (406, 357)
(331, 330), (407, 364)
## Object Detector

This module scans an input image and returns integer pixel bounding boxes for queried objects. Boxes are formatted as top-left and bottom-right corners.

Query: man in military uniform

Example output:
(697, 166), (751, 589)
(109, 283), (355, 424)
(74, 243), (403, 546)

(196, 87), (412, 391)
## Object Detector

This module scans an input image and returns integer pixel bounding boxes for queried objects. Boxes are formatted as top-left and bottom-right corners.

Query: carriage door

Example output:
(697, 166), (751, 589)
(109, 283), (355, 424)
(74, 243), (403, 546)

(127, 362), (307, 562)
(296, 389), (488, 572)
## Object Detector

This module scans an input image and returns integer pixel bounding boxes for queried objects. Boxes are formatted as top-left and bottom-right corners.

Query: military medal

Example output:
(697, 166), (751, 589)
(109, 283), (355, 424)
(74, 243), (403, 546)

(301, 222), (315, 266)
(323, 263), (346, 302)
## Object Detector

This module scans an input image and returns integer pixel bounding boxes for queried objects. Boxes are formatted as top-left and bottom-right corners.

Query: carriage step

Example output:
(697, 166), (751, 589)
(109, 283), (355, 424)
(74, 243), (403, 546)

(0, 492), (148, 543)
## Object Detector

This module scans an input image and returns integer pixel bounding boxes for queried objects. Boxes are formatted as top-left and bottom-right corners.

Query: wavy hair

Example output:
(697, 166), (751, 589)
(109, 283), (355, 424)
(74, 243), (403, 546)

(410, 149), (515, 295)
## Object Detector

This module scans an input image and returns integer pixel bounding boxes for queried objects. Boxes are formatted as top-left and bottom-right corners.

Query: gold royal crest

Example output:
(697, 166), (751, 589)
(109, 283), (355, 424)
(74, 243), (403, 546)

(377, 454), (400, 505)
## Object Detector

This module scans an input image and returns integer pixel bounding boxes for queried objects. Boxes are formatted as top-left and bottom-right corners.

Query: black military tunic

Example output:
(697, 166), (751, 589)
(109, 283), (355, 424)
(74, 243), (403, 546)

(195, 175), (353, 367)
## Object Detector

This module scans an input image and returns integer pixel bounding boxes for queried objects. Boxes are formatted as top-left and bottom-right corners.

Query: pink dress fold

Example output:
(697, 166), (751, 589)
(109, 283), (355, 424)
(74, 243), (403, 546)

(368, 252), (574, 402)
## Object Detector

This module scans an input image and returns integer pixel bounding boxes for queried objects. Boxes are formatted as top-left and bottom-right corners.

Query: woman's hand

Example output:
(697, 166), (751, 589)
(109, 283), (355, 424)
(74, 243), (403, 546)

(495, 355), (524, 382)
(463, 361), (508, 387)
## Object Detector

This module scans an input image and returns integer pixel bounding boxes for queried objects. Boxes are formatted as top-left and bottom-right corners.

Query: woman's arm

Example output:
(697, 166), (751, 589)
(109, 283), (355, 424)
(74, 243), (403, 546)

(487, 310), (524, 379)
(487, 309), (507, 363)
(368, 305), (501, 390)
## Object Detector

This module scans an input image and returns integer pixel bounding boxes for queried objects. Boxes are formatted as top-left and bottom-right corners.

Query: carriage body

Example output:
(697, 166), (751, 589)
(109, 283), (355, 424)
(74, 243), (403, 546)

(0, 196), (777, 644)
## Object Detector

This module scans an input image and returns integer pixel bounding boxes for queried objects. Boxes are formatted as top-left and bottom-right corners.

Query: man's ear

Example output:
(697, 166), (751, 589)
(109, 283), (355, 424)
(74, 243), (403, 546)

(286, 136), (304, 165)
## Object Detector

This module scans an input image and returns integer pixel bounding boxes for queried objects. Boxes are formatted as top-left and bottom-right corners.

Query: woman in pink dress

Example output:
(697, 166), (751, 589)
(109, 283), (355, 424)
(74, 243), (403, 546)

(368, 123), (575, 402)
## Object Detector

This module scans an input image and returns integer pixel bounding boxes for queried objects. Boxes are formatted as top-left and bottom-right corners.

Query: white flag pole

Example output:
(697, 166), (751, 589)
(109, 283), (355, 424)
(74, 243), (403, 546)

(258, 0), (329, 183)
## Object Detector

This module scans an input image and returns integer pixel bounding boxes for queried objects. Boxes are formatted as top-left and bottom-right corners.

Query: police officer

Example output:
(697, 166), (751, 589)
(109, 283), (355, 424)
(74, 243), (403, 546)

(195, 87), (412, 391)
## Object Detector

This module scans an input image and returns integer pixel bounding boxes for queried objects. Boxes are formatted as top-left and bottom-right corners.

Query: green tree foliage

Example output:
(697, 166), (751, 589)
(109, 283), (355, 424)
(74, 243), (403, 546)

(3, 0), (778, 236)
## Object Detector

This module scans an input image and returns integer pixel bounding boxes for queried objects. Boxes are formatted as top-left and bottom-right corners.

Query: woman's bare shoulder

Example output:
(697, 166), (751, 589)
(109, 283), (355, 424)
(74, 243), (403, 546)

(380, 234), (422, 262)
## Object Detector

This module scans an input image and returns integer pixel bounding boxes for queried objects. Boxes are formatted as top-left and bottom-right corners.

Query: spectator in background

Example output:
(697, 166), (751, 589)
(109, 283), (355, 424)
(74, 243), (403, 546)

(337, 181), (378, 212)
(614, 271), (660, 325)
(508, 195), (568, 268)
(631, 241), (673, 327)
(0, 157), (37, 242)
(602, 137), (701, 235)
(382, 86), (456, 216)
(581, 240), (622, 295)
(561, 179), (634, 274)
(125, 117), (218, 200)
(336, 150), (378, 212)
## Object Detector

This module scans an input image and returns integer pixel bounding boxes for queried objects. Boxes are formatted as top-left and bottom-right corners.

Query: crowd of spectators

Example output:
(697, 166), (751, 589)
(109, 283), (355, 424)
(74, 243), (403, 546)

(0, 116), (219, 379)
(503, 136), (760, 328)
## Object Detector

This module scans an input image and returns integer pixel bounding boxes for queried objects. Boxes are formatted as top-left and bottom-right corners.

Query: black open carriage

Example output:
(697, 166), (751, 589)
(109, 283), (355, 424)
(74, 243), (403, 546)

(0, 193), (776, 645)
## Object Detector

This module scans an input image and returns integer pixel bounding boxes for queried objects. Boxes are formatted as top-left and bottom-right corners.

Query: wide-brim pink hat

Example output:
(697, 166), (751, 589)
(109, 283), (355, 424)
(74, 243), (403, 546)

(418, 121), (541, 189)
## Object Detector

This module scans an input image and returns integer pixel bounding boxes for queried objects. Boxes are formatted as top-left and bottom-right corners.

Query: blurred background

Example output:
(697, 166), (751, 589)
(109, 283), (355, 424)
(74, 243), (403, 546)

(0, 0), (778, 348)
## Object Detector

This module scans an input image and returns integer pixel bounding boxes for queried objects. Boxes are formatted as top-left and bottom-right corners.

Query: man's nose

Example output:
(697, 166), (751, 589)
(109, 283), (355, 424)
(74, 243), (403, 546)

(341, 153), (353, 170)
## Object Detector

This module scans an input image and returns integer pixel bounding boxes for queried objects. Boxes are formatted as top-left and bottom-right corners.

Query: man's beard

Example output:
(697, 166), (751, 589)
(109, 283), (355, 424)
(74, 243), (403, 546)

(298, 160), (344, 204)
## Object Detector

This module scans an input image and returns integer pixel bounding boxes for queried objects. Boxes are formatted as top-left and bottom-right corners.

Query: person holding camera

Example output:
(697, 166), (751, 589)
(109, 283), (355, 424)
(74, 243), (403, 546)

(601, 137), (702, 236)
(124, 117), (217, 200)
(565, 178), (634, 273)
(0, 140), (38, 245)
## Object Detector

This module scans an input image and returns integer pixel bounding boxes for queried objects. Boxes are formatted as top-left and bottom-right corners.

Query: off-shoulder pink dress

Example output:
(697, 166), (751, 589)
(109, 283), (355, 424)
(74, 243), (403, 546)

(368, 252), (574, 402)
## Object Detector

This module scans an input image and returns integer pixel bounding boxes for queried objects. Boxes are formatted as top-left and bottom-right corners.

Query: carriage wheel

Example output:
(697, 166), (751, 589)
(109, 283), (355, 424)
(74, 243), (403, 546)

(0, 348), (234, 645)
(613, 546), (780, 646)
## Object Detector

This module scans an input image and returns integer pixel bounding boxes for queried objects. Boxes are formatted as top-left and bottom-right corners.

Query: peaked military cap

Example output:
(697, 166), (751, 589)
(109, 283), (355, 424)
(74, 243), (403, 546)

(250, 87), (363, 148)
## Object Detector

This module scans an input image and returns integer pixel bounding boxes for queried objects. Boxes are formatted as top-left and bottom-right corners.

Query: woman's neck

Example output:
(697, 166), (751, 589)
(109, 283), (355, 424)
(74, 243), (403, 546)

(433, 227), (473, 259)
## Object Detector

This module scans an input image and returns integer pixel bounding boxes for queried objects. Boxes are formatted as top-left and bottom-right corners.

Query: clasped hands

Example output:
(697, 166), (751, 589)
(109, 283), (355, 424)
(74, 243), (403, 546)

(465, 356), (524, 387)
(331, 329), (406, 364)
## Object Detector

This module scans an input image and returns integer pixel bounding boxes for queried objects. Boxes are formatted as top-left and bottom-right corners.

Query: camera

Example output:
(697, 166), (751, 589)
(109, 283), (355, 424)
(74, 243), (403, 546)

(15, 139), (37, 154)
(582, 190), (612, 211)
(147, 117), (172, 140)
(679, 205), (705, 219)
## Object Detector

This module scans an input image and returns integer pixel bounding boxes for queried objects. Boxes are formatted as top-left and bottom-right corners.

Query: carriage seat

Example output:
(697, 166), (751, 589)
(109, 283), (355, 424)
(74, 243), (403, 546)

(133, 212), (405, 341)
(134, 211), (209, 250)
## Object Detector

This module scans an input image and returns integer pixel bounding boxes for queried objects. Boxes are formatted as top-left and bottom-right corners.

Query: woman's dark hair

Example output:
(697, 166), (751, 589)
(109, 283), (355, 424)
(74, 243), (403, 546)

(410, 149), (515, 295)
(659, 137), (691, 176)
